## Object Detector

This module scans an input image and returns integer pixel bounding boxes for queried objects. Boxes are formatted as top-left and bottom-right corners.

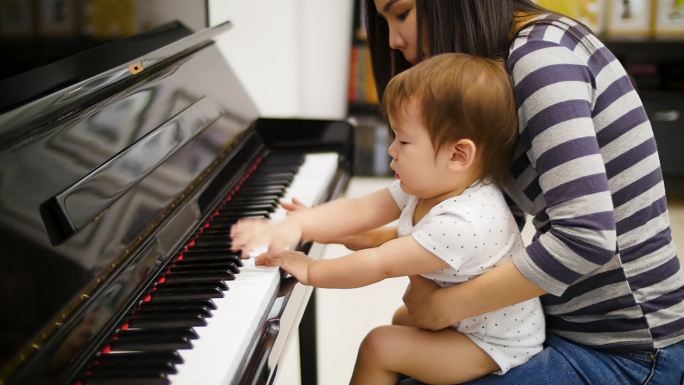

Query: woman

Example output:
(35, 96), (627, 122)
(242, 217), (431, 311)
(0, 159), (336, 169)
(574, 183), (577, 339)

(360, 0), (684, 383)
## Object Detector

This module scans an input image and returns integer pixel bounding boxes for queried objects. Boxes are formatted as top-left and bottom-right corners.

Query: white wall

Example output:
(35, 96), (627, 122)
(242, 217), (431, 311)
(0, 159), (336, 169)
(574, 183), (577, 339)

(207, 0), (353, 119)
(137, 0), (206, 33)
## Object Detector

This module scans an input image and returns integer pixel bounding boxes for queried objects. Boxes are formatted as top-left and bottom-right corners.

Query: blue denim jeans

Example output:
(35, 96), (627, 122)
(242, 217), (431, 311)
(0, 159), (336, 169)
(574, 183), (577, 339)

(399, 334), (684, 385)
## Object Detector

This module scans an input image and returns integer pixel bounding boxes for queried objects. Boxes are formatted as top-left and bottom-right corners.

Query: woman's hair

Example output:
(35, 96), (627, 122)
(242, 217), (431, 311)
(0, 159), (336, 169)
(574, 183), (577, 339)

(364, 0), (547, 97)
(382, 53), (518, 186)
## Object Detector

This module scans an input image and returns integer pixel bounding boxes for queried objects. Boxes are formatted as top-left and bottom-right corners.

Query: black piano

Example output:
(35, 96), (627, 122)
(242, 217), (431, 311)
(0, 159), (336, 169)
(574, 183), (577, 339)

(0, 21), (353, 385)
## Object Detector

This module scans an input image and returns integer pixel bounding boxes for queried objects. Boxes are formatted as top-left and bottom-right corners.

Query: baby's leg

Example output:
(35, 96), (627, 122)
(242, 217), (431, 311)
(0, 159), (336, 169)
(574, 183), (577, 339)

(350, 325), (499, 385)
(391, 305), (413, 327)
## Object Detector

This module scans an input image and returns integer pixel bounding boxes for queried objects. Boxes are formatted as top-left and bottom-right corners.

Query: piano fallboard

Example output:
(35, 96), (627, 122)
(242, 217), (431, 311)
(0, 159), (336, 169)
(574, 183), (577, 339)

(0, 21), (353, 385)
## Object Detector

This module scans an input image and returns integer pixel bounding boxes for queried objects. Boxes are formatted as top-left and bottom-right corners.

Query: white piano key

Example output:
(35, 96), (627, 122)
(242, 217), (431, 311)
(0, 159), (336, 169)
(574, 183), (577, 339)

(168, 266), (280, 385)
(269, 152), (339, 222)
(169, 152), (339, 385)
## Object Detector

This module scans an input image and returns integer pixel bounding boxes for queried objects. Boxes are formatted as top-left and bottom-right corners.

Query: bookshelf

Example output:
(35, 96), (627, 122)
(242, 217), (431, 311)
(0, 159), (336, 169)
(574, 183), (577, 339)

(602, 36), (684, 182)
(347, 0), (380, 116)
(346, 0), (390, 177)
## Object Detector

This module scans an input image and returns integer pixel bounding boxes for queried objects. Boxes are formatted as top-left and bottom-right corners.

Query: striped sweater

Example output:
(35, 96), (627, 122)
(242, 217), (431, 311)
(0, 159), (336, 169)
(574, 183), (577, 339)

(505, 14), (684, 351)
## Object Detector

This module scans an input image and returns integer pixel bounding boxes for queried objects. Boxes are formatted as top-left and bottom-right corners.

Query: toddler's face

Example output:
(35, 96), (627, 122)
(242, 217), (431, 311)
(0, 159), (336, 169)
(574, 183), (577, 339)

(387, 100), (446, 199)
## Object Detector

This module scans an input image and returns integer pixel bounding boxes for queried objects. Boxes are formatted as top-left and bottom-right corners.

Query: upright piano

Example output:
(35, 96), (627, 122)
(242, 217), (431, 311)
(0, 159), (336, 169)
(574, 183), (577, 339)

(0, 21), (353, 385)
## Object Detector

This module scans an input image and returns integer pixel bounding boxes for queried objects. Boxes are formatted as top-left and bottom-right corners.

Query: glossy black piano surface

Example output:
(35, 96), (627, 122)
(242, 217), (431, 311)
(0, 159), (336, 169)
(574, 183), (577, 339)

(0, 21), (353, 385)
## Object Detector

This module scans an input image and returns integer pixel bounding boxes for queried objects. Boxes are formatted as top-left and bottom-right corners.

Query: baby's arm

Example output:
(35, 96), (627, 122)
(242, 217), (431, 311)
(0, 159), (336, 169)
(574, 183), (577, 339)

(336, 226), (398, 250)
(280, 197), (398, 250)
(231, 188), (399, 257)
(256, 235), (449, 288)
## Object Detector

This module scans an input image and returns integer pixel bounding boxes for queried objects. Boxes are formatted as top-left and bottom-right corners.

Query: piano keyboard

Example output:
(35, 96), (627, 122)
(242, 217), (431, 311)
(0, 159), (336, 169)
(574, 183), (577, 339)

(78, 152), (339, 385)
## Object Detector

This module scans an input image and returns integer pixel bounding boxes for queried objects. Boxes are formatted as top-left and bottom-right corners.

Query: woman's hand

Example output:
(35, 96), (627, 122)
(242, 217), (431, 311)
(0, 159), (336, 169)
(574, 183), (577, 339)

(402, 275), (452, 331)
(255, 249), (312, 284)
(230, 217), (302, 258)
(402, 261), (547, 331)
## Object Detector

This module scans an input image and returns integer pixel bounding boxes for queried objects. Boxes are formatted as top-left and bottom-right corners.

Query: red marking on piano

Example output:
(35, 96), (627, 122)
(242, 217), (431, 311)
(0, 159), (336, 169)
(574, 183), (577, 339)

(158, 276), (166, 284)
(120, 323), (130, 331)
(101, 345), (112, 354)
(143, 294), (152, 302)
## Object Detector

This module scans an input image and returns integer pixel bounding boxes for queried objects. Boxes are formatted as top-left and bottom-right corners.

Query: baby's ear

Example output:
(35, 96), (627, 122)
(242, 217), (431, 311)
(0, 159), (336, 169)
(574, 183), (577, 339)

(446, 139), (477, 172)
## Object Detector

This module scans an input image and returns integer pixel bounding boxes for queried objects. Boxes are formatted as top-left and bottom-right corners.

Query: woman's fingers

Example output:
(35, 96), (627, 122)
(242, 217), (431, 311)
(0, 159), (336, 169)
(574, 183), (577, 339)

(402, 275), (446, 331)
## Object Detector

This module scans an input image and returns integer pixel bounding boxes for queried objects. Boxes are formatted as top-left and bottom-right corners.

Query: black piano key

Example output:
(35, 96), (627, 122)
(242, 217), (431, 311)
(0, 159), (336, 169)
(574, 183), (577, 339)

(240, 179), (291, 188)
(136, 302), (212, 317)
(140, 298), (218, 310)
(238, 182), (289, 191)
(155, 280), (227, 291)
(84, 370), (171, 385)
(224, 193), (284, 203)
(96, 351), (184, 366)
(93, 359), (177, 374)
(176, 252), (240, 262)
(201, 224), (235, 234)
(209, 213), (268, 222)
(175, 256), (240, 268)
(199, 227), (232, 236)
(218, 204), (276, 214)
(244, 172), (294, 182)
(183, 244), (234, 253)
(226, 194), (282, 203)
(192, 236), (232, 248)
(166, 263), (239, 278)
(258, 162), (301, 170)
(90, 362), (178, 375)
(216, 209), (272, 218)
(204, 219), (236, 226)
(260, 152), (305, 165)
(182, 249), (241, 261)
(164, 269), (235, 281)
(111, 329), (195, 351)
(234, 187), (286, 196)
(148, 287), (224, 302)
(179, 254), (241, 267)
(128, 313), (207, 328)
(161, 279), (228, 291)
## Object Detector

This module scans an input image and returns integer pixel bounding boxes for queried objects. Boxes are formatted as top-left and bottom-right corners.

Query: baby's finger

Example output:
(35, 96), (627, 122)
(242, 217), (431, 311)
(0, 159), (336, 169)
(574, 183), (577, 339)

(281, 197), (307, 211)
(255, 252), (276, 266)
(279, 200), (297, 211)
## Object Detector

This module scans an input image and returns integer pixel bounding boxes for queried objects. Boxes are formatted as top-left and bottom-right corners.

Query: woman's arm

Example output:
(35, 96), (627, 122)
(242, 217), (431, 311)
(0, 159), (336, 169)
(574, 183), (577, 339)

(403, 260), (546, 330)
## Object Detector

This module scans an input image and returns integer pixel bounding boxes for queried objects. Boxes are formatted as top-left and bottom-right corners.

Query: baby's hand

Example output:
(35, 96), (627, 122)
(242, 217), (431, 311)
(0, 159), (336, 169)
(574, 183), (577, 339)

(255, 249), (312, 284)
(230, 217), (302, 258)
(280, 197), (309, 214)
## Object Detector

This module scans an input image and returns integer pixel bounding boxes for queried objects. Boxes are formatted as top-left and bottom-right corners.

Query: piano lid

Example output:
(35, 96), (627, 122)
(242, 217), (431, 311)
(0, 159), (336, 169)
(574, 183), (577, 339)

(0, 20), (262, 382)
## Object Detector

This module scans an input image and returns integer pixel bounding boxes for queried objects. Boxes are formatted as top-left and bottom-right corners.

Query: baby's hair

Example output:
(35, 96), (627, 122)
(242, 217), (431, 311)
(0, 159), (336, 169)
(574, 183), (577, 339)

(382, 53), (518, 186)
